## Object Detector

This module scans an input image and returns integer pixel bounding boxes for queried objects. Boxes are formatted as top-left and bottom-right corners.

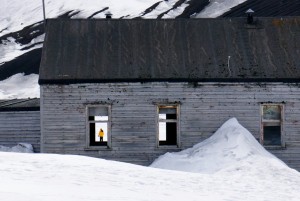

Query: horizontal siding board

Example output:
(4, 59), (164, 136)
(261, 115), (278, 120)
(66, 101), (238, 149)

(41, 82), (300, 170)
(0, 111), (41, 152)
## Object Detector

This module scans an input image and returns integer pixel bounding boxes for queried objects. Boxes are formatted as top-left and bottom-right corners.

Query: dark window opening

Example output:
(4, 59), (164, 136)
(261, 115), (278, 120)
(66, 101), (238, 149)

(88, 107), (109, 147)
(263, 126), (281, 146)
(158, 106), (178, 146)
(261, 104), (283, 146)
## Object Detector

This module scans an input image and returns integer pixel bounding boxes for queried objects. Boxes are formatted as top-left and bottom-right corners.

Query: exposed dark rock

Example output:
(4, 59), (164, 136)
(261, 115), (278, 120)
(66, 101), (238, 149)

(176, 0), (209, 18)
(157, 0), (186, 18)
(0, 27), (8, 34)
(139, 0), (209, 19)
(0, 10), (88, 81)
(0, 48), (41, 81)
(221, 0), (300, 17)
(58, 10), (80, 18)
(87, 7), (109, 19)
(1, 1), (300, 83)
(0, 21), (44, 45)
(140, 1), (163, 17)
(20, 42), (43, 51)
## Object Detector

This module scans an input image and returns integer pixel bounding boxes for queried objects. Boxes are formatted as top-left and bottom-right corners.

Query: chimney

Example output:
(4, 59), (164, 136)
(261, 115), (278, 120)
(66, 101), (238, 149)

(245, 9), (254, 24)
(105, 11), (112, 19)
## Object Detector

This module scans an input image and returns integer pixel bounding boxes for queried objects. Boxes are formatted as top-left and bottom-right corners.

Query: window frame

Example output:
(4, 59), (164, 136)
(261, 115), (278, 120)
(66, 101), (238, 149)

(86, 105), (112, 149)
(260, 103), (285, 148)
(156, 104), (180, 148)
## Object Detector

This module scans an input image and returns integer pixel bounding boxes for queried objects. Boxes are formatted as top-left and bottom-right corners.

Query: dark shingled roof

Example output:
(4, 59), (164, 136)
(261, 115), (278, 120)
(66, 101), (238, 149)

(221, 0), (300, 17)
(39, 18), (300, 84)
(0, 98), (40, 111)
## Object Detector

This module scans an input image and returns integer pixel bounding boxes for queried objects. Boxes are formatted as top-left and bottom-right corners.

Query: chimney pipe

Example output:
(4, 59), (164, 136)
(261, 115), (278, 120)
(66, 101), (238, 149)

(105, 11), (112, 19)
(42, 0), (46, 28)
(245, 9), (254, 24)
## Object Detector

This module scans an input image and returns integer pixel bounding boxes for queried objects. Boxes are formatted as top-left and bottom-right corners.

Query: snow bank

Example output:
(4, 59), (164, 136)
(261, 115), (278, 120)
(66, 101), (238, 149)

(0, 118), (300, 201)
(0, 143), (34, 153)
(151, 118), (287, 173)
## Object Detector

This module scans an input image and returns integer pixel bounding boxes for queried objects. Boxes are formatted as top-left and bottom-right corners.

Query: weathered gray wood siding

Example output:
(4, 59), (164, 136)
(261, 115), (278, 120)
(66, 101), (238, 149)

(0, 111), (41, 152)
(41, 82), (300, 170)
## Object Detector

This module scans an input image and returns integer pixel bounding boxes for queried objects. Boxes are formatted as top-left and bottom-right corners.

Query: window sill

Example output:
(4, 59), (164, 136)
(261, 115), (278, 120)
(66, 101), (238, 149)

(264, 145), (286, 150)
(156, 145), (181, 150)
(84, 147), (112, 151)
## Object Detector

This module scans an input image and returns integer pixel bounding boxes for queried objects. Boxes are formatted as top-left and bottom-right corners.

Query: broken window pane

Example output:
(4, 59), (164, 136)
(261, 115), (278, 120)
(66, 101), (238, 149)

(263, 125), (281, 146)
(159, 108), (177, 119)
(89, 107), (108, 116)
(263, 105), (281, 120)
(261, 104), (283, 147)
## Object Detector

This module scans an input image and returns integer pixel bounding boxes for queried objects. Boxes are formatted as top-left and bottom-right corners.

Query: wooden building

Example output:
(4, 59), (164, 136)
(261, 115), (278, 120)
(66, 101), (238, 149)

(39, 17), (300, 170)
(0, 98), (40, 152)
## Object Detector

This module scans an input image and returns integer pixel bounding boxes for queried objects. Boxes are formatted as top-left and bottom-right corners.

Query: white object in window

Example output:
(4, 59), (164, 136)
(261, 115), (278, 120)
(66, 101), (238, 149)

(157, 105), (179, 147)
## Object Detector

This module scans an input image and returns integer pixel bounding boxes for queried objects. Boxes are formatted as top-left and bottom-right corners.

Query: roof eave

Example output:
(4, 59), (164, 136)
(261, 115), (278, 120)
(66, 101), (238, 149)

(38, 78), (300, 85)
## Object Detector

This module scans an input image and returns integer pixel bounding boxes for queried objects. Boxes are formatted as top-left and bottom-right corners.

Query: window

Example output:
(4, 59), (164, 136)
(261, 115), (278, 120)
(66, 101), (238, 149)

(87, 106), (111, 147)
(158, 105), (179, 146)
(260, 104), (283, 146)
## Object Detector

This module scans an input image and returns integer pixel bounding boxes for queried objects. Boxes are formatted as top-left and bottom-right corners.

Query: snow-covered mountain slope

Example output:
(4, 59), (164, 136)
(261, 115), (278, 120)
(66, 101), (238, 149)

(0, 73), (39, 99)
(196, 0), (246, 18)
(1, 0), (300, 98)
(0, 0), (227, 98)
(0, 0), (161, 81)
(1, 118), (300, 201)
(0, 0), (243, 80)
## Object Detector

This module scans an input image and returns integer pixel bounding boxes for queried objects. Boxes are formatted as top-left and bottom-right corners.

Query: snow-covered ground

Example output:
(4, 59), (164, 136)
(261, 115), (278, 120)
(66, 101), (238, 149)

(1, 118), (300, 201)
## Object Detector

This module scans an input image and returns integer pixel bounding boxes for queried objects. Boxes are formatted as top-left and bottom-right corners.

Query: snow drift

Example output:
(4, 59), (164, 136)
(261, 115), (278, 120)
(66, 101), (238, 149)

(0, 143), (34, 153)
(1, 118), (300, 201)
(151, 118), (287, 173)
